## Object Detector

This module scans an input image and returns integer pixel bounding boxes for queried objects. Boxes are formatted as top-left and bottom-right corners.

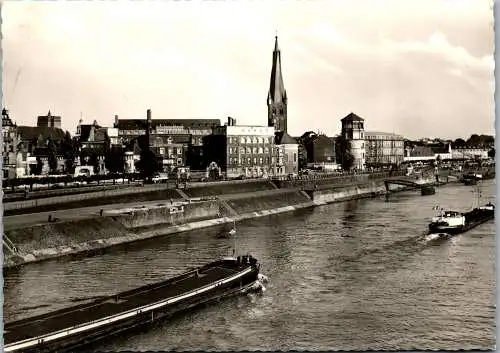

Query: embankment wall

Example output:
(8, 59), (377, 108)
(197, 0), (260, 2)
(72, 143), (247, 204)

(116, 201), (221, 229)
(4, 175), (435, 268)
(4, 187), (184, 215)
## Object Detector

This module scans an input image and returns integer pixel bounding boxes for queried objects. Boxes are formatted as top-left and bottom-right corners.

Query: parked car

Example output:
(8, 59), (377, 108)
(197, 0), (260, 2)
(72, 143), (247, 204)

(152, 173), (169, 183)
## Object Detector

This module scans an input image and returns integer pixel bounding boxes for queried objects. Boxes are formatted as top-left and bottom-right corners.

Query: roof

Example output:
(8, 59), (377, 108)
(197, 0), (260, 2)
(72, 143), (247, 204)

(268, 36), (287, 104)
(17, 126), (66, 141)
(409, 146), (434, 157)
(275, 131), (297, 145)
(79, 124), (103, 142)
(341, 112), (364, 122)
(430, 144), (450, 154)
(116, 119), (221, 131)
(364, 131), (404, 140)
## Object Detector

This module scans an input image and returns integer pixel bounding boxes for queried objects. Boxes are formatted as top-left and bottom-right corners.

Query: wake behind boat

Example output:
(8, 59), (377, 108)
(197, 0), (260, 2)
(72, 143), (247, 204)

(4, 255), (264, 353)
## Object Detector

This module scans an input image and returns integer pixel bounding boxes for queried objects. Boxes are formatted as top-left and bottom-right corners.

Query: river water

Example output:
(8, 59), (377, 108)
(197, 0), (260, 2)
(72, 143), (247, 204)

(3, 180), (496, 351)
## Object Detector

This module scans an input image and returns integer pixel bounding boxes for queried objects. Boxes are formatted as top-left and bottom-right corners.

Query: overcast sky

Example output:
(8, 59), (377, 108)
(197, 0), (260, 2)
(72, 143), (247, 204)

(3, 0), (494, 140)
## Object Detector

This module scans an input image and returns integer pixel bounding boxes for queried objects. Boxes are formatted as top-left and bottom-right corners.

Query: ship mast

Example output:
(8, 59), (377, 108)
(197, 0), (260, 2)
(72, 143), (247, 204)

(229, 219), (237, 257)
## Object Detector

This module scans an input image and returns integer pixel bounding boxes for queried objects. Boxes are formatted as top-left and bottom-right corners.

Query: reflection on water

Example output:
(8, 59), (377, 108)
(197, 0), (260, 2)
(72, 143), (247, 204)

(3, 181), (496, 351)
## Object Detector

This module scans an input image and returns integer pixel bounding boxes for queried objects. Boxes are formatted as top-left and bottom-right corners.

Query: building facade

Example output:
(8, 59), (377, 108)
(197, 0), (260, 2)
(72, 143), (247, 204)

(341, 112), (366, 170)
(37, 110), (62, 129)
(204, 118), (275, 178)
(114, 113), (220, 169)
(2, 109), (19, 179)
(364, 131), (404, 167)
(275, 131), (299, 175)
(267, 36), (288, 133)
(451, 146), (489, 160)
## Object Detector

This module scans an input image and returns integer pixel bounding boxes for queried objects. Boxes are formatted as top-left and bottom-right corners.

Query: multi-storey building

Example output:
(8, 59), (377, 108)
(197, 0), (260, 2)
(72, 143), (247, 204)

(2, 109), (19, 179)
(37, 110), (62, 129)
(451, 146), (489, 160)
(341, 112), (366, 170)
(114, 113), (220, 169)
(150, 135), (188, 171)
(204, 117), (275, 178)
(267, 36), (288, 133)
(364, 131), (405, 167)
(16, 125), (66, 175)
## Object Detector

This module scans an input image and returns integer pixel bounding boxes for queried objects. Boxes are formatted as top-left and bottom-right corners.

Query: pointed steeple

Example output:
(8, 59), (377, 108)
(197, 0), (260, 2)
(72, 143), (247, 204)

(268, 36), (287, 105)
(267, 35), (288, 133)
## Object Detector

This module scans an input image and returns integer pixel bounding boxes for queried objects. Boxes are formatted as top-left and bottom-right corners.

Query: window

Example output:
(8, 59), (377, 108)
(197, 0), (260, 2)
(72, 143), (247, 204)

(259, 157), (263, 164)
(246, 147), (251, 154)
(252, 137), (257, 144)
(240, 147), (245, 154)
(284, 154), (288, 162)
(247, 157), (251, 164)
(265, 156), (270, 164)
(264, 147), (269, 153)
(253, 157), (257, 164)
(177, 158), (183, 165)
(258, 137), (263, 144)
(246, 137), (252, 144)
(258, 147), (263, 154)
(160, 147), (165, 155)
(240, 137), (245, 144)
(293, 153), (297, 162)
(252, 147), (257, 154)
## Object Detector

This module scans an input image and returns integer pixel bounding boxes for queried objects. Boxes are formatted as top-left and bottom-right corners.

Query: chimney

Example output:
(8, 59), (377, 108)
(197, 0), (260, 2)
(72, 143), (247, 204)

(147, 109), (152, 122)
(227, 117), (236, 126)
(114, 114), (119, 127)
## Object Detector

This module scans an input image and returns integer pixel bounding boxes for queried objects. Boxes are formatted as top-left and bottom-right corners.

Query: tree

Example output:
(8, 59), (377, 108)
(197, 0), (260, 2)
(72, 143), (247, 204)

(34, 157), (43, 175)
(61, 131), (78, 175)
(335, 135), (354, 171)
(453, 138), (466, 148)
(47, 138), (58, 174)
(488, 148), (495, 159)
(136, 149), (159, 180)
(89, 153), (100, 174)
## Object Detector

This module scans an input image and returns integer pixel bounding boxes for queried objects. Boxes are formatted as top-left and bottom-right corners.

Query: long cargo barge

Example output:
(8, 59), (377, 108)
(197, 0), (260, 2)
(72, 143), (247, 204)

(427, 202), (494, 240)
(4, 255), (264, 353)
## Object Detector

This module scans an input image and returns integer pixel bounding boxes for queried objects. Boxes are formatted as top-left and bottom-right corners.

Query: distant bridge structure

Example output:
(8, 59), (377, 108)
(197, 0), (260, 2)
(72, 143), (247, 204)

(384, 178), (436, 196)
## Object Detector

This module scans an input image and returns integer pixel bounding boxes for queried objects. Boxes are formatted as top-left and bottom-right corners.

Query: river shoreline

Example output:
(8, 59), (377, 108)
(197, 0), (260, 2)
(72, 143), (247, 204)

(3, 175), (437, 269)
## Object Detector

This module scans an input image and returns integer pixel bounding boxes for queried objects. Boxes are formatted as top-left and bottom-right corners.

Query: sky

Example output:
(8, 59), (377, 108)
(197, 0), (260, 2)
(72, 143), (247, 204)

(2, 0), (495, 140)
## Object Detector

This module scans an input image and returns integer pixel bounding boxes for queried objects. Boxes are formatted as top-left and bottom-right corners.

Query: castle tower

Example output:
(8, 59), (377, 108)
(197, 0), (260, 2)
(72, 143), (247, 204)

(146, 109), (152, 149)
(267, 36), (288, 133)
(341, 112), (366, 170)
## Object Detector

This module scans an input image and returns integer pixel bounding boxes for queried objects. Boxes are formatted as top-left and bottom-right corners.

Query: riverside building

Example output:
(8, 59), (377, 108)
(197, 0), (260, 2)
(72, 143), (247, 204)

(203, 117), (275, 178)
(364, 131), (405, 168)
(341, 112), (366, 171)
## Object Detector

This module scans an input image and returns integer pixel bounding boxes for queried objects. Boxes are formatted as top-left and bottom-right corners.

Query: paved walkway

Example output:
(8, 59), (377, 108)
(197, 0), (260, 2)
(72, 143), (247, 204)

(3, 200), (185, 231)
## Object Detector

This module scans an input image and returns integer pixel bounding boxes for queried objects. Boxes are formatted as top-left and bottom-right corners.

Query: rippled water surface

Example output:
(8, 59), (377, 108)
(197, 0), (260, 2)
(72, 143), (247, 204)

(3, 181), (496, 351)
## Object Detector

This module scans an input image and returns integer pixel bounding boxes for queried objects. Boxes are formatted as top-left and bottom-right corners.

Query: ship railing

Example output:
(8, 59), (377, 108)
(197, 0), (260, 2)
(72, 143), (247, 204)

(3, 235), (18, 254)
(5, 266), (254, 352)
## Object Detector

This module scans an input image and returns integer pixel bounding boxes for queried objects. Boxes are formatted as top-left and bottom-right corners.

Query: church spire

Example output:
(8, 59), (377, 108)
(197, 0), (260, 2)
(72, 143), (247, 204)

(267, 35), (288, 133)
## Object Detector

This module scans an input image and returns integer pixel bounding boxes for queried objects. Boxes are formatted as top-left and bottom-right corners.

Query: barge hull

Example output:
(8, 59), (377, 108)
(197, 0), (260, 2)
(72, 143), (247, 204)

(5, 257), (260, 353)
(23, 280), (261, 353)
(428, 212), (494, 235)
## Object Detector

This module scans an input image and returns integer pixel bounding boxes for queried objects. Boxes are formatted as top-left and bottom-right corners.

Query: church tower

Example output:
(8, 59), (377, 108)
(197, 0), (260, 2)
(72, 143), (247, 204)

(267, 36), (288, 133)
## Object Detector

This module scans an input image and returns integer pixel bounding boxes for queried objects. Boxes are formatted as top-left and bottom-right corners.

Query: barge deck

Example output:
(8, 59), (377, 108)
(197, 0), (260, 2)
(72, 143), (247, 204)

(4, 256), (262, 353)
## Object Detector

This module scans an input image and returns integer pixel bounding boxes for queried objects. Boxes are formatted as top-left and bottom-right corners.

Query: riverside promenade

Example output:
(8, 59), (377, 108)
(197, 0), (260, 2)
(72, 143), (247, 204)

(3, 170), (442, 268)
